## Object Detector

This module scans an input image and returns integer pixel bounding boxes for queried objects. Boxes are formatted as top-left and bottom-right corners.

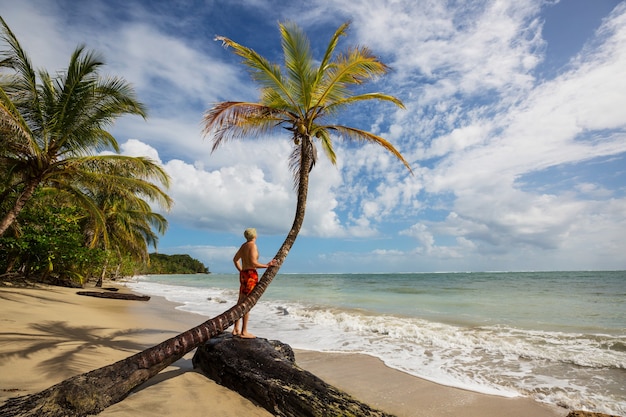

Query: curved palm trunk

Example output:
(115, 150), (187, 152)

(0, 177), (40, 237)
(0, 142), (312, 417)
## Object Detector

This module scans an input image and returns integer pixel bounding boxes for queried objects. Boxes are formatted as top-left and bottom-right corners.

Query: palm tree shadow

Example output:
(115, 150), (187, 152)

(0, 288), (78, 305)
(0, 320), (175, 379)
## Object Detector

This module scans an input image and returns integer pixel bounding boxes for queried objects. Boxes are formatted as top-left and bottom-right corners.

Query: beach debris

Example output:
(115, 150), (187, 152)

(207, 297), (228, 303)
(76, 291), (150, 301)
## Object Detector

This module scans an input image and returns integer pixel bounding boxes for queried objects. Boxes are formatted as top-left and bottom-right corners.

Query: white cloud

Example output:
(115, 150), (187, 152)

(120, 139), (162, 163)
(400, 223), (435, 249)
(117, 138), (353, 238)
(161, 245), (238, 272)
(574, 183), (612, 199)
(341, 0), (544, 101)
(163, 155), (292, 234)
(394, 3), (626, 263)
(0, 2), (75, 71)
(107, 23), (249, 104)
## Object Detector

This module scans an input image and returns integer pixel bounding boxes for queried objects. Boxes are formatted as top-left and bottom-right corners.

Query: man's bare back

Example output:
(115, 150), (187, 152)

(234, 240), (260, 271)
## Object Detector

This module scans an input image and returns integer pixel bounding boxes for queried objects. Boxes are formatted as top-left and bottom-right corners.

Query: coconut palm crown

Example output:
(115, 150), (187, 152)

(205, 21), (412, 187)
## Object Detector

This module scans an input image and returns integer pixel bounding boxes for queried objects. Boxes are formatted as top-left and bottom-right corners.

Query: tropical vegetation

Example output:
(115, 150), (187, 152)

(0, 16), (172, 285)
(0, 20), (412, 416)
(140, 253), (209, 274)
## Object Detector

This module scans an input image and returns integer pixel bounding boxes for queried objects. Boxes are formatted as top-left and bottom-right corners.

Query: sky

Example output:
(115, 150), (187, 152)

(1, 0), (625, 273)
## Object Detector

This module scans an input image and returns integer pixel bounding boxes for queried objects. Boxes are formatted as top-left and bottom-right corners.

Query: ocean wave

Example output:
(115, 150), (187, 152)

(279, 304), (626, 413)
(287, 306), (626, 368)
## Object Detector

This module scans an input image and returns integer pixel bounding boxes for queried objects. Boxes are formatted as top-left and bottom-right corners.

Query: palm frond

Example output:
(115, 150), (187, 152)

(56, 155), (173, 209)
(328, 125), (413, 173)
(203, 101), (288, 151)
(318, 22), (350, 74)
(313, 128), (337, 166)
(215, 35), (295, 109)
(0, 16), (38, 103)
(280, 21), (315, 111)
(53, 48), (145, 155)
(0, 98), (34, 155)
(314, 46), (392, 110)
(324, 92), (404, 118)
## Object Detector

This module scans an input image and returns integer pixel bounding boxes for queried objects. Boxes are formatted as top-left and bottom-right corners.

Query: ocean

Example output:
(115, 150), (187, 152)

(125, 271), (626, 416)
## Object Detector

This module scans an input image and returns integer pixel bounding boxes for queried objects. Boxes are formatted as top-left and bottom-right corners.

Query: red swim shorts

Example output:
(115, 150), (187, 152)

(239, 269), (258, 296)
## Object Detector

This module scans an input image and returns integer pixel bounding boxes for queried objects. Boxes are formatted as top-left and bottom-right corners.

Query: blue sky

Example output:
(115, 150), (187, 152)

(2, 0), (625, 273)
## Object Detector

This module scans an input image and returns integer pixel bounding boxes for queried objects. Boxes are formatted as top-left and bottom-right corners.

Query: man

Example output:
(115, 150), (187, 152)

(232, 228), (277, 338)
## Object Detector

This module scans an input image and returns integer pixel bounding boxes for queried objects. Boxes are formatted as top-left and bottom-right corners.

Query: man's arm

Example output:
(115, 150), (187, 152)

(249, 243), (277, 269)
(233, 247), (243, 272)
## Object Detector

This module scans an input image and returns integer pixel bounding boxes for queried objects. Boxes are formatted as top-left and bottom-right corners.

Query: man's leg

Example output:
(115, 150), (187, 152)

(232, 290), (244, 336)
(240, 312), (255, 338)
(232, 319), (241, 336)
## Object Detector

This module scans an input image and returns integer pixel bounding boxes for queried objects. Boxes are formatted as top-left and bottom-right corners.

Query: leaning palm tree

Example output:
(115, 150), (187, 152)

(0, 16), (171, 240)
(203, 19), (412, 337)
(0, 21), (410, 417)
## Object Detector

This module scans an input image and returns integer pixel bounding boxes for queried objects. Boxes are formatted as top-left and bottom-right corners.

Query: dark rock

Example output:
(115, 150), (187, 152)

(567, 412), (620, 417)
(76, 291), (150, 301)
(192, 334), (394, 417)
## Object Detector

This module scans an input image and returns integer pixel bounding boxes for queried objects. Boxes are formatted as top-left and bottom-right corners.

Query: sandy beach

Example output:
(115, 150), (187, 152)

(0, 283), (567, 417)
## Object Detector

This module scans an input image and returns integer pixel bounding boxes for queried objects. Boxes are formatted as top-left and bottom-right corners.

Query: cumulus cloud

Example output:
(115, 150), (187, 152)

(120, 139), (162, 163)
(117, 138), (351, 238)
(341, 0), (544, 99)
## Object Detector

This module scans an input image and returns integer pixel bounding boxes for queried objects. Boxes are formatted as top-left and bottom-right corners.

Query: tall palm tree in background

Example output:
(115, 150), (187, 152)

(90, 188), (169, 285)
(0, 17), (171, 243)
(0, 21), (411, 416)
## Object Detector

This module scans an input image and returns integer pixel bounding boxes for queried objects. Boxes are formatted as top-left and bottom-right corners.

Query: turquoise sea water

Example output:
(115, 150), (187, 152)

(126, 271), (626, 415)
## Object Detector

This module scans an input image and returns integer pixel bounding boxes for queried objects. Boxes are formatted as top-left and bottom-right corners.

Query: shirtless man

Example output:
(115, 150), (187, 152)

(232, 228), (278, 338)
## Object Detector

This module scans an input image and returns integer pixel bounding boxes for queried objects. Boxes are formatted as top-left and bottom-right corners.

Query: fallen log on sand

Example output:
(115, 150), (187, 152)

(193, 334), (394, 417)
(76, 291), (150, 301)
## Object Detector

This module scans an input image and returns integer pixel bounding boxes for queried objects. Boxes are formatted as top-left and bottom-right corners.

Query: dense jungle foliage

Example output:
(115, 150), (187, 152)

(139, 253), (209, 274)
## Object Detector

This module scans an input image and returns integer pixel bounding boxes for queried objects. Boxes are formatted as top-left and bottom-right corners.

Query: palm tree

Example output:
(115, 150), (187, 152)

(89, 189), (169, 285)
(0, 17), (171, 241)
(203, 19), (412, 339)
(0, 21), (411, 416)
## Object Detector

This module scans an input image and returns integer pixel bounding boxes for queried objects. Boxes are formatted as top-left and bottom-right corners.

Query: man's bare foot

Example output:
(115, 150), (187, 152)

(232, 329), (241, 337)
(240, 332), (256, 339)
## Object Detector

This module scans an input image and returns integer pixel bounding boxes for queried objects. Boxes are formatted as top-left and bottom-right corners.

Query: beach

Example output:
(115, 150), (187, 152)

(0, 283), (567, 417)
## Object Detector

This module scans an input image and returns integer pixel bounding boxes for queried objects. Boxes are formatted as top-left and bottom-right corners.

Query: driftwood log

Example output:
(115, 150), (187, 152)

(192, 334), (395, 417)
(76, 291), (150, 301)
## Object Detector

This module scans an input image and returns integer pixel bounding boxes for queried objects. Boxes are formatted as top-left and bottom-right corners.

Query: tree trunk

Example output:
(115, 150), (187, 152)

(192, 335), (395, 417)
(95, 258), (108, 287)
(0, 177), (40, 237)
(0, 141), (313, 417)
